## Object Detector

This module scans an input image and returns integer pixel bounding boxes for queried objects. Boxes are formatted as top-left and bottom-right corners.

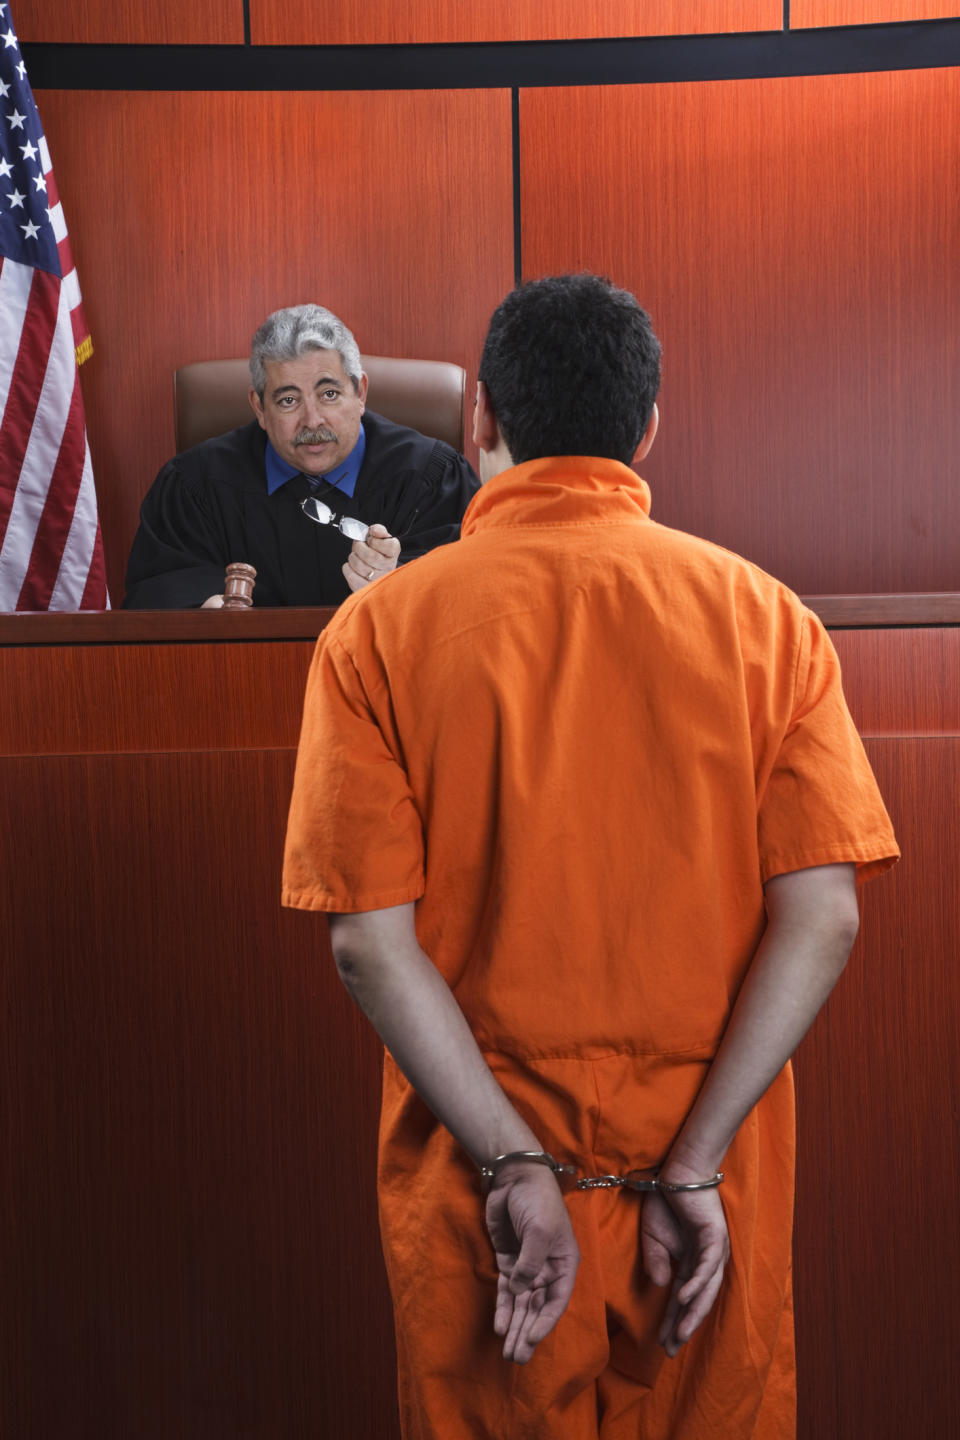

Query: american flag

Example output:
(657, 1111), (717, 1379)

(0, 3), (108, 609)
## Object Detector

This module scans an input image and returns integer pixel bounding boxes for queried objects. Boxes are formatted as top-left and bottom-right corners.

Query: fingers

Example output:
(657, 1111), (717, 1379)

(484, 1168), (580, 1365)
(498, 1272), (575, 1365)
(201, 593), (225, 608)
(659, 1252), (727, 1356)
(643, 1187), (730, 1356)
(675, 1232), (729, 1307)
(640, 1192), (684, 1287)
(656, 1231), (729, 1355)
(493, 1272), (514, 1338)
(343, 525), (401, 587)
(496, 1240), (578, 1364)
(673, 1255), (727, 1347)
(641, 1230), (673, 1288)
(341, 561), (367, 593)
(365, 522), (401, 557)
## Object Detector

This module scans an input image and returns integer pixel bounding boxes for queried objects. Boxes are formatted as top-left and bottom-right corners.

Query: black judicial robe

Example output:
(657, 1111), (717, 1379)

(123, 412), (480, 608)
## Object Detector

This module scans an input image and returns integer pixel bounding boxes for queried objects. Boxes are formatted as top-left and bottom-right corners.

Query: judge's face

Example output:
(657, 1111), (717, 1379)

(249, 348), (368, 477)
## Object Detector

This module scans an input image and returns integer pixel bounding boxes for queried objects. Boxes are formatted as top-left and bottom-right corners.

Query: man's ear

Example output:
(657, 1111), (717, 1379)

(632, 402), (659, 464)
(356, 371), (369, 411)
(249, 387), (266, 429)
(472, 381), (500, 454)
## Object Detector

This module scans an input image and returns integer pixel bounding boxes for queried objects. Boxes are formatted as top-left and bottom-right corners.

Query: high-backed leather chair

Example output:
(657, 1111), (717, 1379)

(174, 356), (467, 454)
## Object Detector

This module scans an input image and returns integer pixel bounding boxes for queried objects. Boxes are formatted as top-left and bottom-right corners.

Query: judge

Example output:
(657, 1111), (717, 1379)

(123, 304), (479, 608)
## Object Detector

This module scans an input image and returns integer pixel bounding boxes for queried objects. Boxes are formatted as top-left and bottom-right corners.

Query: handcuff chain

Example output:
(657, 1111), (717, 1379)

(576, 1173), (627, 1190)
(575, 1170), (660, 1192)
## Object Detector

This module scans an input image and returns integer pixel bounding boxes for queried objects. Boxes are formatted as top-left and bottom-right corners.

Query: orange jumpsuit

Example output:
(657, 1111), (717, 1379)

(282, 457), (898, 1439)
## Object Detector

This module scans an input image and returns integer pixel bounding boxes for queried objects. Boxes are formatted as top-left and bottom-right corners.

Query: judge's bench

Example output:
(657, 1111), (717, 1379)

(1, 597), (958, 1436)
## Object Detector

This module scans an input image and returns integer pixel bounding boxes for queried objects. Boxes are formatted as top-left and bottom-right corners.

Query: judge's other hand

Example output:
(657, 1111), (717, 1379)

(201, 594), (224, 608)
(485, 1162), (580, 1365)
(640, 1182), (729, 1358)
(343, 523), (401, 593)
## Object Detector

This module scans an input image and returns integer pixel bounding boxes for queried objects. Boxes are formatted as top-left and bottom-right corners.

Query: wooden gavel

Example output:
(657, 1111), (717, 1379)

(222, 562), (257, 609)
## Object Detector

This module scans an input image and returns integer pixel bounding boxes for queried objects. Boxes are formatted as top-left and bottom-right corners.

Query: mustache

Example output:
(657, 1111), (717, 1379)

(294, 427), (338, 446)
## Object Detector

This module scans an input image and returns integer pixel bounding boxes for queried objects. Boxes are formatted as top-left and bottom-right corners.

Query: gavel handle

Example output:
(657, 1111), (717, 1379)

(222, 562), (257, 609)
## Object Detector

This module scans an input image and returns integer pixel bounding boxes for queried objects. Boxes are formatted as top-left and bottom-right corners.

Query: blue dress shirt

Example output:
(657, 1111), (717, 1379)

(265, 421), (367, 498)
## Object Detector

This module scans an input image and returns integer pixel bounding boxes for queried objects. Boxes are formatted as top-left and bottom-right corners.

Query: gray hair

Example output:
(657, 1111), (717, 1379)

(249, 304), (363, 397)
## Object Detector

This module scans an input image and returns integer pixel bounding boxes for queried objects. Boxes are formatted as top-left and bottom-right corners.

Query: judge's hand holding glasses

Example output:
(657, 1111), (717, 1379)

(300, 495), (401, 594)
(200, 497), (401, 608)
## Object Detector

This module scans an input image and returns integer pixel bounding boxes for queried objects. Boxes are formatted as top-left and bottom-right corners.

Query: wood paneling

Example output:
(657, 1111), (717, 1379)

(2, 595), (959, 647)
(13, 0), (243, 44)
(250, 1), (781, 46)
(793, 625), (960, 1439)
(796, 735), (960, 1439)
(804, 593), (960, 628)
(831, 626), (960, 734)
(0, 639), (315, 755)
(0, 606), (336, 647)
(520, 71), (960, 596)
(2, 621), (957, 1434)
(0, 748), (399, 1438)
(793, 0), (960, 25)
(33, 89), (513, 602)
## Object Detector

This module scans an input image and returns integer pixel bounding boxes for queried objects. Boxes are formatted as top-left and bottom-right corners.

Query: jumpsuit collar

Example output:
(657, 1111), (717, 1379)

(460, 455), (652, 537)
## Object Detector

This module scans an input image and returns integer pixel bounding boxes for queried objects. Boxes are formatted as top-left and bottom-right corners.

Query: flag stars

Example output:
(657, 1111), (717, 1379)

(6, 106), (25, 129)
(1, 26), (17, 48)
(32, 172), (46, 192)
(6, 185), (25, 207)
(15, 59), (25, 80)
(0, 155), (11, 178)
(20, 138), (37, 162)
(21, 218), (41, 240)
(0, 77), (9, 98)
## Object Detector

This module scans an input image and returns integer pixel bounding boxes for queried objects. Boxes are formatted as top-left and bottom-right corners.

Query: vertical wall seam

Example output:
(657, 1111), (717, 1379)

(512, 87), (522, 285)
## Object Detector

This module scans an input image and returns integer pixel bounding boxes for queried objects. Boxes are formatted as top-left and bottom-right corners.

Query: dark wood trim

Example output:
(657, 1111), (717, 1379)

(22, 21), (960, 93)
(802, 593), (960, 628)
(1, 594), (957, 647)
(0, 607), (337, 646)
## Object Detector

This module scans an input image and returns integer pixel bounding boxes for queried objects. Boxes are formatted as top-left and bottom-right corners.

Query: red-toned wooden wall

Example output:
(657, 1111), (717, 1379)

(794, 0), (960, 25)
(14, 0), (243, 44)
(26, 67), (959, 603)
(793, 628), (960, 1438)
(520, 69), (960, 596)
(33, 88), (513, 603)
(0, 624), (401, 1439)
(19, 0), (960, 44)
(249, 1), (781, 46)
(14, 1), (783, 46)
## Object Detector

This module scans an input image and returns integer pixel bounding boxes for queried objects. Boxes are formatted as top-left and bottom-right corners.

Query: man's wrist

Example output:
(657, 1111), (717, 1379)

(479, 1150), (575, 1194)
(660, 1136), (728, 1186)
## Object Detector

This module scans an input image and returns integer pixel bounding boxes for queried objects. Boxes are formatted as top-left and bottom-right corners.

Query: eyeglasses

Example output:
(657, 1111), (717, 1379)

(300, 496), (370, 543)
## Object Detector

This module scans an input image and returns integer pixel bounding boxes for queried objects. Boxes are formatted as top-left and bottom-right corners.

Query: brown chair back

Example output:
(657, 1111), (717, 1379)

(173, 355), (467, 454)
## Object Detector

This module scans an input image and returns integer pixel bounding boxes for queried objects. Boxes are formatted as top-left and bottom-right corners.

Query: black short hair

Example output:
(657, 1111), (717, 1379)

(478, 274), (662, 466)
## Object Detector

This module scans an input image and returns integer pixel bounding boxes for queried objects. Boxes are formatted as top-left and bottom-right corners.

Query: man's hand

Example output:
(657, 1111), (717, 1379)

(343, 523), (401, 592)
(330, 906), (576, 1359)
(485, 1162), (580, 1365)
(641, 1183), (730, 1358)
(201, 593), (224, 608)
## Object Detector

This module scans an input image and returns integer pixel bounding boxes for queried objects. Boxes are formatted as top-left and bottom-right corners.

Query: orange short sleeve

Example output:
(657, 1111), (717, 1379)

(281, 630), (426, 912)
(757, 612), (899, 885)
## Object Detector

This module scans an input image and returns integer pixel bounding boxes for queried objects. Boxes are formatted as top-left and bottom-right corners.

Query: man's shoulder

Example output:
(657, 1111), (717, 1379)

(650, 517), (807, 615)
(361, 410), (458, 471)
(163, 421), (266, 487)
